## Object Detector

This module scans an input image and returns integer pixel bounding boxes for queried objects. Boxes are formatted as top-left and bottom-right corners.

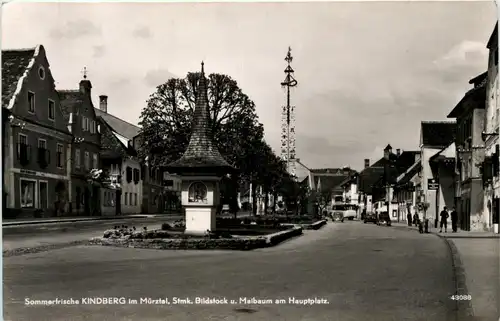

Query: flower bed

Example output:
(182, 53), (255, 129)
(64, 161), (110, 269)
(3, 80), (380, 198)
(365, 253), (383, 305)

(89, 226), (303, 251)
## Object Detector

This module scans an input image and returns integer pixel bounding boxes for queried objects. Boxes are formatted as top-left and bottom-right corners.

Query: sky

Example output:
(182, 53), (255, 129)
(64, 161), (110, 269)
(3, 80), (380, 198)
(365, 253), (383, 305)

(1, 1), (497, 170)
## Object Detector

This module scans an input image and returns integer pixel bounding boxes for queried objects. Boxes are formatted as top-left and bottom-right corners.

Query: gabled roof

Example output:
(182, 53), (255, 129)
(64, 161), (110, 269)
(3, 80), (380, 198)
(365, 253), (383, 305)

(316, 175), (348, 194)
(94, 108), (141, 140)
(395, 151), (420, 171)
(448, 76), (487, 118)
(487, 22), (498, 50)
(396, 160), (421, 185)
(2, 46), (39, 109)
(58, 90), (83, 122)
(358, 167), (384, 194)
(420, 121), (456, 148)
(430, 142), (456, 162)
(98, 115), (137, 157)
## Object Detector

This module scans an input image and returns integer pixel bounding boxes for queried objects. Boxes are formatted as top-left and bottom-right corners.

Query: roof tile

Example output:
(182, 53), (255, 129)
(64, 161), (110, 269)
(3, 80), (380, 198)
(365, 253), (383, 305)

(2, 48), (36, 107)
(421, 121), (456, 147)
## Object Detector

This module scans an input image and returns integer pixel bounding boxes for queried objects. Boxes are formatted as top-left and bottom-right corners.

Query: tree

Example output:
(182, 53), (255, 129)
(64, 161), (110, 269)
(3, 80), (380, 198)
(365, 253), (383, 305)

(313, 190), (332, 218)
(138, 72), (261, 172)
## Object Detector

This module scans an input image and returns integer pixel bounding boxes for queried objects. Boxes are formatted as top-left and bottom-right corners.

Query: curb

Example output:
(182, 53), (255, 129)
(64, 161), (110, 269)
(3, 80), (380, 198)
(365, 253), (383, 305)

(265, 226), (303, 245)
(437, 235), (475, 320)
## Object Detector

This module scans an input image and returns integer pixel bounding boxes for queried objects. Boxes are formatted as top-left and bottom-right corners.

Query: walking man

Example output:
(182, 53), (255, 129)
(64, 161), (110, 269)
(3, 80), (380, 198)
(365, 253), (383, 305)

(450, 207), (458, 233)
(439, 207), (449, 233)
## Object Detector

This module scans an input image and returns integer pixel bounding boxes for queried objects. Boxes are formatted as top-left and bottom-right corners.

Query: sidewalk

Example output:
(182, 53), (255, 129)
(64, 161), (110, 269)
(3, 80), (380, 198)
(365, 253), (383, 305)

(2, 214), (184, 227)
(391, 222), (500, 238)
(391, 222), (500, 320)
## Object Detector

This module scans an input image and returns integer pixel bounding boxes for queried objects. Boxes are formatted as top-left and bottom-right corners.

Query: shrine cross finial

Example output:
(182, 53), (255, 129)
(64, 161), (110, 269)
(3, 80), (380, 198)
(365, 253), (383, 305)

(285, 47), (293, 64)
(81, 66), (88, 79)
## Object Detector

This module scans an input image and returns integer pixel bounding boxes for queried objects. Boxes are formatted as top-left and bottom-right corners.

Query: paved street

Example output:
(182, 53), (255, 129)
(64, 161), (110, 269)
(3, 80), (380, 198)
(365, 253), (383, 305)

(4, 222), (456, 321)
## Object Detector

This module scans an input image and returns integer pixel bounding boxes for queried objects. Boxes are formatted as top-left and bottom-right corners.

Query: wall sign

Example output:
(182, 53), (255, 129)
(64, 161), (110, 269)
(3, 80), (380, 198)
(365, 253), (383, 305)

(427, 179), (439, 190)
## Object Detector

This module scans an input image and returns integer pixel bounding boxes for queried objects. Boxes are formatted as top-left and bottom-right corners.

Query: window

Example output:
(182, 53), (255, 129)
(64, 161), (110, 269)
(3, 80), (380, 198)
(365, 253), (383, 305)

(38, 139), (46, 149)
(134, 193), (137, 206)
(133, 168), (140, 184)
(75, 149), (81, 168)
(129, 193), (133, 206)
(86, 118), (90, 132)
(38, 66), (45, 79)
(48, 100), (55, 120)
(84, 151), (90, 169)
(20, 179), (35, 208)
(82, 116), (86, 131)
(27, 91), (35, 113)
(90, 120), (96, 134)
(92, 153), (98, 169)
(124, 192), (128, 205)
(37, 139), (48, 167)
(126, 167), (132, 183)
(56, 144), (64, 168)
(17, 134), (30, 164)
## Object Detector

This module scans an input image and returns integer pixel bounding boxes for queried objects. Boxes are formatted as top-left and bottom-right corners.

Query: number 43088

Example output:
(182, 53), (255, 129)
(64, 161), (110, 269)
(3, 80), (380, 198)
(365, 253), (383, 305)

(450, 295), (471, 301)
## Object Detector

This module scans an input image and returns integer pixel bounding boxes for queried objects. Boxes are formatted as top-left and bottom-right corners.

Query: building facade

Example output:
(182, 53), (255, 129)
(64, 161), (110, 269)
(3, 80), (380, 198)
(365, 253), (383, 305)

(96, 97), (143, 214)
(483, 23), (500, 232)
(394, 157), (421, 222)
(419, 121), (456, 227)
(448, 73), (487, 231)
(2, 45), (73, 218)
(58, 77), (102, 216)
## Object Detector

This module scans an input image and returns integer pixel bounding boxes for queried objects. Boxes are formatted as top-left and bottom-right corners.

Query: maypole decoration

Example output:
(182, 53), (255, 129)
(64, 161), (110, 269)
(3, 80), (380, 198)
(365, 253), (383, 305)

(280, 46), (298, 178)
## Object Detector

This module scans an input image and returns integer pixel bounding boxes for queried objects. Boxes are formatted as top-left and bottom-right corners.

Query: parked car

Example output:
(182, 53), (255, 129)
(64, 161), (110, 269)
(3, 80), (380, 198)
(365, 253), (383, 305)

(363, 213), (378, 224)
(377, 212), (392, 226)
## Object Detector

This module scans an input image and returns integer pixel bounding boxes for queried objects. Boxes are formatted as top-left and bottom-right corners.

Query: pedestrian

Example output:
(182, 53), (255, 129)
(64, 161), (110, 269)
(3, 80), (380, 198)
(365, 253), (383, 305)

(407, 212), (412, 226)
(439, 207), (449, 233)
(450, 207), (458, 233)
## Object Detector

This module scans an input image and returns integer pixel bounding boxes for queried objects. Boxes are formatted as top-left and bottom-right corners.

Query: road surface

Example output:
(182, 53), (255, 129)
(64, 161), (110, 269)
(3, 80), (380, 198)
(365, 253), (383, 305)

(3, 221), (456, 321)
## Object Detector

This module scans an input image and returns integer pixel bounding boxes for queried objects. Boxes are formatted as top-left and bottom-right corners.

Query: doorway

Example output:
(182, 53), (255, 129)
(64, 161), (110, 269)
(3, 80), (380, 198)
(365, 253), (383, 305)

(115, 190), (122, 215)
(39, 181), (48, 209)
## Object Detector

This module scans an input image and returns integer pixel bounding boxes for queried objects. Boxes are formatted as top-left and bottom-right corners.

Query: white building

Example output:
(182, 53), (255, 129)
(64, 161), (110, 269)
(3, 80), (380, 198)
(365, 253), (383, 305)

(419, 121), (456, 227)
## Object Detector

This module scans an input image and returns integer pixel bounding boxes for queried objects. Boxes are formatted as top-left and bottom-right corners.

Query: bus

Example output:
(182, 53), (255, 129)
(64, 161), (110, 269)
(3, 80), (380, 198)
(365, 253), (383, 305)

(329, 204), (358, 220)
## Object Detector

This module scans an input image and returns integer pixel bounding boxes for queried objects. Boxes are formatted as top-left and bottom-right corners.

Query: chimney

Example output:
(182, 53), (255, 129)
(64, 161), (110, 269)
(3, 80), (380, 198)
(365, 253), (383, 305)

(384, 144), (392, 160)
(79, 79), (92, 95)
(396, 149), (401, 156)
(364, 159), (370, 168)
(99, 95), (108, 113)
